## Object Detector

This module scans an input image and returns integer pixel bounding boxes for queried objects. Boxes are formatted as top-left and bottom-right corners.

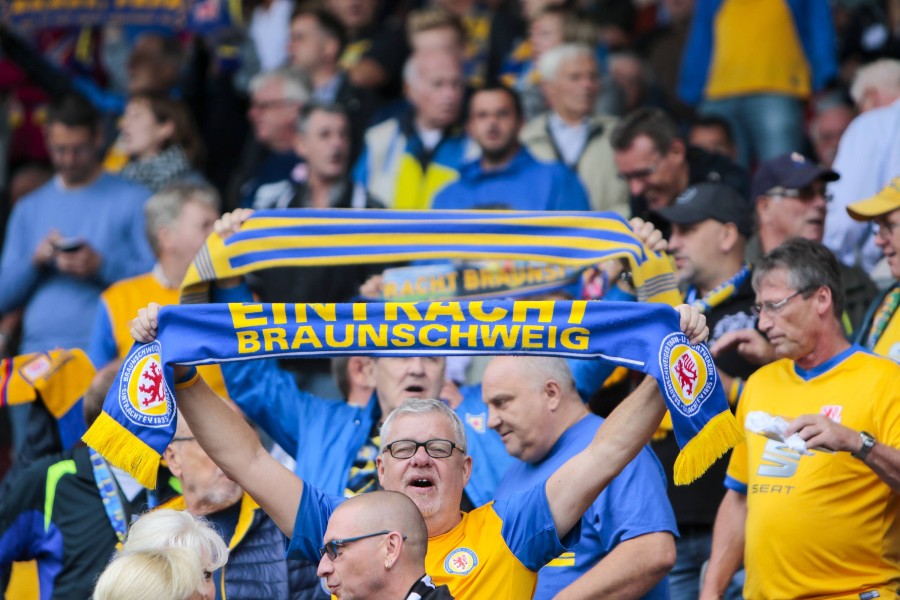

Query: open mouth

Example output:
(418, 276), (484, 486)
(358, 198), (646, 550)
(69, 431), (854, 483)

(404, 385), (426, 396)
(408, 475), (435, 489)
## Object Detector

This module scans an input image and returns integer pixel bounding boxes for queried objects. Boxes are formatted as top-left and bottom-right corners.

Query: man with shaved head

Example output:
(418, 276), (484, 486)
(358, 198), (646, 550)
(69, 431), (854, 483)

(317, 491), (452, 598)
(486, 356), (677, 599)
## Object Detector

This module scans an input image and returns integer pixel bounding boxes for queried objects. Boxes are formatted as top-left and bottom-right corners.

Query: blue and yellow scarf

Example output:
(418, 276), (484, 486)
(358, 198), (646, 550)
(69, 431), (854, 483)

(179, 209), (681, 305)
(84, 300), (742, 488)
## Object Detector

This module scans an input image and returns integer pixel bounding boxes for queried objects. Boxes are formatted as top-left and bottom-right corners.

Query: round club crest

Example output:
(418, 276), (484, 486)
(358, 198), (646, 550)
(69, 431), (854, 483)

(658, 333), (716, 417)
(444, 547), (478, 575)
(118, 342), (175, 428)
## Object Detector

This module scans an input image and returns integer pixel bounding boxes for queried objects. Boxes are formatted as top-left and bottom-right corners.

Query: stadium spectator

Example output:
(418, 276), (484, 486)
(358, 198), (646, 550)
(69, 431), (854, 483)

(521, 44), (629, 216)
(93, 548), (212, 600)
(687, 115), (737, 162)
(700, 238), (900, 600)
(808, 96), (854, 169)
(433, 85), (591, 211)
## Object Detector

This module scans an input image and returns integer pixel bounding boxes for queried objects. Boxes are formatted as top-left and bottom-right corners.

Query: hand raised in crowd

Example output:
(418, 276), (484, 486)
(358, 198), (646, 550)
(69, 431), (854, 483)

(131, 302), (161, 344)
(785, 414), (862, 454)
(675, 304), (708, 345)
(710, 328), (775, 366)
(55, 243), (102, 279)
(212, 209), (254, 288)
(214, 208), (254, 241)
(630, 217), (667, 253)
(32, 230), (61, 267)
(359, 273), (384, 298)
(582, 217), (667, 298)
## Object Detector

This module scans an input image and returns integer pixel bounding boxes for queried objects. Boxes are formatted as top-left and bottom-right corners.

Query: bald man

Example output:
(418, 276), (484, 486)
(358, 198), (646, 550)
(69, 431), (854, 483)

(486, 356), (676, 599)
(318, 491), (453, 599)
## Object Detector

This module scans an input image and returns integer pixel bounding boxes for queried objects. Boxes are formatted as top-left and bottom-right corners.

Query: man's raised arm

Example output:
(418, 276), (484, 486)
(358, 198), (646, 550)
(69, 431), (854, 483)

(132, 303), (304, 537)
(545, 305), (707, 537)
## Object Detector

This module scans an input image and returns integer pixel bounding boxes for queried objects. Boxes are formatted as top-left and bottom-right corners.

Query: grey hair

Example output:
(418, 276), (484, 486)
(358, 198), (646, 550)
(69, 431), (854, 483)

(850, 59), (900, 104)
(381, 398), (468, 453)
(537, 43), (595, 83)
(514, 356), (577, 394)
(144, 182), (220, 256)
(123, 508), (229, 572)
(249, 67), (312, 104)
(751, 237), (844, 319)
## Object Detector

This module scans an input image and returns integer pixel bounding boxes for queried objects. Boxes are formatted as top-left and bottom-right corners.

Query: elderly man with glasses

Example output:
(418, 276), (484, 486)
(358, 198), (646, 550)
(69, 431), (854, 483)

(744, 153), (877, 338)
(845, 178), (900, 362)
(700, 237), (900, 600)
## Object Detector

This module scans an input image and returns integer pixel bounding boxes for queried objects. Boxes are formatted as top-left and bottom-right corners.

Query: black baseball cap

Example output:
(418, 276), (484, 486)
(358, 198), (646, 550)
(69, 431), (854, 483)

(752, 152), (839, 200)
(654, 182), (754, 237)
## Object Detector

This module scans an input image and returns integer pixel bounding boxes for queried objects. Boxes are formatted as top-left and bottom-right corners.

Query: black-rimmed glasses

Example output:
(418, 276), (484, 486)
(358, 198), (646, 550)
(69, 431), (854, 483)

(382, 439), (464, 459)
(318, 530), (405, 560)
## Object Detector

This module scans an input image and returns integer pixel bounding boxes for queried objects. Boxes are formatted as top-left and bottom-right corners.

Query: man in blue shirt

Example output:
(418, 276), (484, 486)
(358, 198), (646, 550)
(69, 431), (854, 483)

(487, 355), (677, 599)
(432, 85), (591, 212)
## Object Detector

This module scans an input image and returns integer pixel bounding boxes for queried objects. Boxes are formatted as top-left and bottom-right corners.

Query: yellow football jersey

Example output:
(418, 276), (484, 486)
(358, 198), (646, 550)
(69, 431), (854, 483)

(727, 346), (900, 599)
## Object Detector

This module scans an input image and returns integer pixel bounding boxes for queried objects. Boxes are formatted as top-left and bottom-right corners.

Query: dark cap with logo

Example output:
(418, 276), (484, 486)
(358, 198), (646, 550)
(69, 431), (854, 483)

(751, 152), (839, 200)
(654, 182), (754, 237)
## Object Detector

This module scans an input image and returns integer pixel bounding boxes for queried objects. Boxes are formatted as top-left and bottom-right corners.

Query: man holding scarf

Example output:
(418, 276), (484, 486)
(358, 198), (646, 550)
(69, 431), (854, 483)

(129, 301), (709, 599)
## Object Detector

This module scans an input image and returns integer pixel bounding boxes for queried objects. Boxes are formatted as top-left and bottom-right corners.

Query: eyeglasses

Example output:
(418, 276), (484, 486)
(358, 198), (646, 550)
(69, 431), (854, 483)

(250, 99), (299, 111)
(875, 220), (900, 240)
(171, 436), (196, 443)
(617, 154), (663, 182)
(766, 186), (833, 203)
(382, 439), (464, 459)
(318, 530), (405, 560)
(750, 288), (812, 317)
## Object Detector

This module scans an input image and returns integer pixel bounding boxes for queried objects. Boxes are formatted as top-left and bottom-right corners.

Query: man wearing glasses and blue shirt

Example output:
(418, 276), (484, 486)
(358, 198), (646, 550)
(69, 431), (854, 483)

(130, 301), (709, 599)
(700, 238), (900, 600)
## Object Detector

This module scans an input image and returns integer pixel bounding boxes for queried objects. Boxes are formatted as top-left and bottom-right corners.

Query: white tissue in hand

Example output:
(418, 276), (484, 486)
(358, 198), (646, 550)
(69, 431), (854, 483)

(745, 411), (809, 453)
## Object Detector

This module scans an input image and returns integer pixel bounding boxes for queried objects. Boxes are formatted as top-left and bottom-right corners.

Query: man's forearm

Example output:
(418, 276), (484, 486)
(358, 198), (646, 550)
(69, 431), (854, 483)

(555, 532), (675, 600)
(699, 490), (746, 599)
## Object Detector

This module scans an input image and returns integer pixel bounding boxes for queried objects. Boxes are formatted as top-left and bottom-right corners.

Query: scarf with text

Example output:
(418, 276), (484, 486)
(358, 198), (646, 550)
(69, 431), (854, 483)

(179, 209), (680, 305)
(83, 300), (742, 489)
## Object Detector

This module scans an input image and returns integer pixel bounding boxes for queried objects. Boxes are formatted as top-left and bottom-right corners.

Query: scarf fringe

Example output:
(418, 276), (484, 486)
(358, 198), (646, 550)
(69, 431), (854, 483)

(83, 411), (161, 489)
(673, 409), (744, 486)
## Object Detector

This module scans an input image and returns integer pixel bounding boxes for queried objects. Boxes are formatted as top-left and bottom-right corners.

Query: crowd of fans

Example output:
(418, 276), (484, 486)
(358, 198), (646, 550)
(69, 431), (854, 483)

(0, 0), (900, 597)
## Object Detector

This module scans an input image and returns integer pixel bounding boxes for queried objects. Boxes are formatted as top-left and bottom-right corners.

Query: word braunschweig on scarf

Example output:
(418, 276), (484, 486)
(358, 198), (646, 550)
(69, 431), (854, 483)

(230, 301), (595, 355)
(84, 300), (743, 490)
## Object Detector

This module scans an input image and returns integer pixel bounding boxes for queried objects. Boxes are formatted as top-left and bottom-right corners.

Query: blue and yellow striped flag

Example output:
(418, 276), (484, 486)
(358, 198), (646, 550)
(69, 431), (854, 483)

(180, 209), (680, 305)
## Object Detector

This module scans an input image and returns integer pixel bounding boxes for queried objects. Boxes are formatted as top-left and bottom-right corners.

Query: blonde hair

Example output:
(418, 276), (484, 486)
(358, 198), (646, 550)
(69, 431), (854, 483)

(407, 7), (466, 42)
(123, 509), (229, 573)
(93, 548), (206, 600)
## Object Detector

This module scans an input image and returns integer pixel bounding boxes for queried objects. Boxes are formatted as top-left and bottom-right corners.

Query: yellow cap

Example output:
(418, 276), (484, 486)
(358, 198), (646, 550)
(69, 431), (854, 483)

(847, 177), (900, 221)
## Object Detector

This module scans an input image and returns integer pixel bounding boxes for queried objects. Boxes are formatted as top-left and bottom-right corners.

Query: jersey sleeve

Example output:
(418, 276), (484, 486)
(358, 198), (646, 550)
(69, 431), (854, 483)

(725, 372), (751, 494)
(591, 446), (677, 551)
(286, 481), (345, 562)
(492, 481), (581, 572)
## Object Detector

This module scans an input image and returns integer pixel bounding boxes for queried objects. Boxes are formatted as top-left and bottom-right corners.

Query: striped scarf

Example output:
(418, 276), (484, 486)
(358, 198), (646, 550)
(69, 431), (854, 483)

(180, 209), (681, 306)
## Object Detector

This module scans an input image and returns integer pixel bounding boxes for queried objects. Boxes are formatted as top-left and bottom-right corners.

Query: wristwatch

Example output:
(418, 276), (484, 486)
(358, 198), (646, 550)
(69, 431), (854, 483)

(851, 431), (876, 460)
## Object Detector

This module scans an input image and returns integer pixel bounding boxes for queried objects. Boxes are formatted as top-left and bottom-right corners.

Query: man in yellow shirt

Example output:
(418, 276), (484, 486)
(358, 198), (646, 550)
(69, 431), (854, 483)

(847, 177), (900, 362)
(700, 238), (900, 600)
(88, 182), (231, 399)
(130, 302), (709, 599)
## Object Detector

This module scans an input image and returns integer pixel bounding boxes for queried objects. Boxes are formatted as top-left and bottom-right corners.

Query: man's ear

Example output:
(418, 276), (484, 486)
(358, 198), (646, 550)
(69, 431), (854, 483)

(164, 445), (183, 479)
(384, 531), (404, 568)
(544, 379), (563, 411)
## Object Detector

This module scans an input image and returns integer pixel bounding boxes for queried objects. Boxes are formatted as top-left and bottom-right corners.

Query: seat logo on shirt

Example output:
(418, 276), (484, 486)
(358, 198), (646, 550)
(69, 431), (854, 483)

(758, 439), (801, 478)
(120, 342), (175, 428)
(444, 547), (478, 575)
(820, 405), (842, 423)
(658, 333), (716, 417)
